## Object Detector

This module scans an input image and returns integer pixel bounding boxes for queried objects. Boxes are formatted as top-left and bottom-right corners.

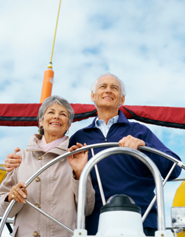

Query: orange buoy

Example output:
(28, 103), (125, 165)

(40, 63), (54, 103)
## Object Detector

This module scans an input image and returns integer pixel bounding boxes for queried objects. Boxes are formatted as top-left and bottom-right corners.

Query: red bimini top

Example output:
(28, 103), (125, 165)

(0, 103), (184, 129)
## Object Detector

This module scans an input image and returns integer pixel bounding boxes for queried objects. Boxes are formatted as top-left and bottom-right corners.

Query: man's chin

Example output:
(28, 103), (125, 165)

(98, 103), (117, 109)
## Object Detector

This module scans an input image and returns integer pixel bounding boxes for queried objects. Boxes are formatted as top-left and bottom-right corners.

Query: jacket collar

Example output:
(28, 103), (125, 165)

(26, 134), (69, 156)
(85, 110), (129, 130)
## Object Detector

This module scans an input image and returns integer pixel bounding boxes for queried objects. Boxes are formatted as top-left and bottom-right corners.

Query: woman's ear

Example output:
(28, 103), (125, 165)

(38, 118), (44, 135)
(39, 118), (43, 127)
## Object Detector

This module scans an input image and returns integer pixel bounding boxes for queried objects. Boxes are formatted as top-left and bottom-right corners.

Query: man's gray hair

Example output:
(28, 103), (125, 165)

(91, 73), (126, 96)
(38, 95), (74, 125)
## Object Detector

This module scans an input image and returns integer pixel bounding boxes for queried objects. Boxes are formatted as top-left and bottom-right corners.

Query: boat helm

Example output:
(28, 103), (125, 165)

(96, 194), (146, 237)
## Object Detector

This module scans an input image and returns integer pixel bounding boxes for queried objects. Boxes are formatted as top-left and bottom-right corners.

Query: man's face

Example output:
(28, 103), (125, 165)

(91, 75), (125, 110)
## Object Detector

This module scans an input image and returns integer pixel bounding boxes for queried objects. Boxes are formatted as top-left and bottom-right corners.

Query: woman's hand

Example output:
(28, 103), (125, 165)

(5, 147), (22, 172)
(8, 182), (27, 203)
(68, 143), (89, 180)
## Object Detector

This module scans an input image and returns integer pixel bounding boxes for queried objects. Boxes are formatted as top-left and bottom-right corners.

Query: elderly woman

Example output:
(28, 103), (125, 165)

(0, 95), (95, 237)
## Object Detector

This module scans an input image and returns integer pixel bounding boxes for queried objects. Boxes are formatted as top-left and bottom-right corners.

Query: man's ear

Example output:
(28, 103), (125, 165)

(120, 96), (125, 105)
(91, 91), (95, 102)
(39, 118), (43, 127)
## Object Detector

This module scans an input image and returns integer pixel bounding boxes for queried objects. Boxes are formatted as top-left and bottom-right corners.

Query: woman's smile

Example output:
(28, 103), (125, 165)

(50, 122), (62, 126)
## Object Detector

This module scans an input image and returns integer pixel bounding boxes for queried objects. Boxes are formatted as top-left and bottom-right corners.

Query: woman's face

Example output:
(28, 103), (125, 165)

(40, 103), (70, 141)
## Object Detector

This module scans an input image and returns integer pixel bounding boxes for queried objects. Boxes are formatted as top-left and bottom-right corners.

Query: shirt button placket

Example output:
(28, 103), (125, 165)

(35, 177), (40, 182)
(33, 231), (40, 236)
(37, 156), (42, 160)
(34, 203), (40, 208)
(33, 159), (41, 237)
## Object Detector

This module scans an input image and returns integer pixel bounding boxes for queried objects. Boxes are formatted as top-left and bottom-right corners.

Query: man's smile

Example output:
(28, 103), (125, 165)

(103, 96), (113, 100)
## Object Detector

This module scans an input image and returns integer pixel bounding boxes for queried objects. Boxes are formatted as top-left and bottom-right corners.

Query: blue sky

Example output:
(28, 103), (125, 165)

(0, 0), (185, 235)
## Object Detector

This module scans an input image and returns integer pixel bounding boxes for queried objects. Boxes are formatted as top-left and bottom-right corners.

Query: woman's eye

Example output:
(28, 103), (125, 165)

(48, 111), (53, 114)
(59, 113), (66, 116)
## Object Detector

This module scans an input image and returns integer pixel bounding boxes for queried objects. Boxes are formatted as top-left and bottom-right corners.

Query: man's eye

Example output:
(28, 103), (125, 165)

(113, 86), (118, 90)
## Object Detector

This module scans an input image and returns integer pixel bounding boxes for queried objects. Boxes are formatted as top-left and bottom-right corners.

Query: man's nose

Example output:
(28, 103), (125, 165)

(105, 86), (112, 93)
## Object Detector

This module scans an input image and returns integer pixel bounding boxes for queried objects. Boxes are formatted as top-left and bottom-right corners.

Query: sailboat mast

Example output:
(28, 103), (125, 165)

(40, 0), (62, 103)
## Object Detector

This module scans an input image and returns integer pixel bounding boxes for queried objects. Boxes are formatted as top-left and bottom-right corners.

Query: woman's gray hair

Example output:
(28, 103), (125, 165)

(91, 73), (126, 96)
(38, 95), (74, 125)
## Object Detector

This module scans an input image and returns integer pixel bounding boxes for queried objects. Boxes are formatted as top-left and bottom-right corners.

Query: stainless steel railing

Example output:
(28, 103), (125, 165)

(0, 143), (118, 235)
(0, 143), (184, 236)
(76, 147), (166, 232)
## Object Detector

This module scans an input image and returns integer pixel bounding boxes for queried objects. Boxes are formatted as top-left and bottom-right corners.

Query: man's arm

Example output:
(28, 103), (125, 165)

(119, 135), (145, 149)
(5, 147), (22, 172)
(119, 129), (181, 180)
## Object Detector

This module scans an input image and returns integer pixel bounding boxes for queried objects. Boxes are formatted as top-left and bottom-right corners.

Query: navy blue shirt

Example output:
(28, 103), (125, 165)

(69, 111), (181, 235)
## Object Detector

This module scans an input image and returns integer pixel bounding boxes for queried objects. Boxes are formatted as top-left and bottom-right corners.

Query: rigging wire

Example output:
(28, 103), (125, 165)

(48, 0), (62, 69)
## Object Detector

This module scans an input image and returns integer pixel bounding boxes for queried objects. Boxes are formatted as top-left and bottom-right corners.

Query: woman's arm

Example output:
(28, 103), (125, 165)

(8, 182), (27, 203)
(68, 142), (89, 180)
(72, 174), (95, 216)
(0, 168), (25, 218)
(68, 143), (95, 216)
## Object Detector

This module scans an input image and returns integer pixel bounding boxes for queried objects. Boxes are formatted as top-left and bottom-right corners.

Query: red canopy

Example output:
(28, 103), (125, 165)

(0, 103), (185, 129)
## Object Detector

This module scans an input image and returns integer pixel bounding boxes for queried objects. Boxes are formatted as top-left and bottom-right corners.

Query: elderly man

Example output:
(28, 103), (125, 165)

(69, 73), (181, 236)
(5, 73), (181, 236)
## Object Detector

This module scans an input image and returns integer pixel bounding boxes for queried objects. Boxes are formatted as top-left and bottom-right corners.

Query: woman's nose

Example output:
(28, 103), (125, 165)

(53, 113), (60, 119)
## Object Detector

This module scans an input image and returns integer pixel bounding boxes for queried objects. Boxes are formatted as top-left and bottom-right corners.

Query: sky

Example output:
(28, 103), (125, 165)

(0, 0), (185, 236)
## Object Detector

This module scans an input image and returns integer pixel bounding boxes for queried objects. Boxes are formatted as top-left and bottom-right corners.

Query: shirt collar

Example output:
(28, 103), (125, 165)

(95, 115), (119, 127)
(85, 110), (129, 129)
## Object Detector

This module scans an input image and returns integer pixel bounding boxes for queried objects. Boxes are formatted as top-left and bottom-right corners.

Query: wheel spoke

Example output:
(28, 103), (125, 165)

(91, 148), (106, 205)
(25, 199), (73, 234)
